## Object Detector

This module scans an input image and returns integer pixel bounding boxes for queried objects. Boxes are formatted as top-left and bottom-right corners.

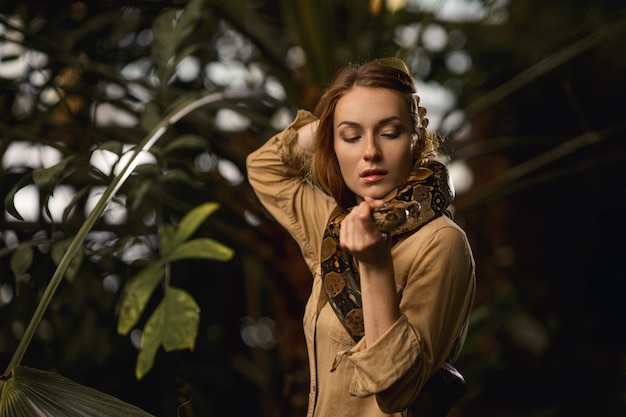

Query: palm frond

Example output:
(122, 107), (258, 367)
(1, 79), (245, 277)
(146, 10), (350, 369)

(0, 366), (153, 417)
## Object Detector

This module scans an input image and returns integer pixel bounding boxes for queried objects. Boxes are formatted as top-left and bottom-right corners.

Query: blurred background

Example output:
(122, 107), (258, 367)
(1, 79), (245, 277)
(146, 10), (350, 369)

(0, 0), (625, 416)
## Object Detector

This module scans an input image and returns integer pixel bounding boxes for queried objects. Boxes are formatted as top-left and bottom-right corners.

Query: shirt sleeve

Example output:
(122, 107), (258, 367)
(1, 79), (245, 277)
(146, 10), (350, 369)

(246, 109), (335, 273)
(344, 220), (476, 412)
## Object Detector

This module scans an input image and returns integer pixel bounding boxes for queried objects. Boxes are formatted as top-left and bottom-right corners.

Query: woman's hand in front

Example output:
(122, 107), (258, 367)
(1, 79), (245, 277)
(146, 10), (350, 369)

(339, 197), (392, 268)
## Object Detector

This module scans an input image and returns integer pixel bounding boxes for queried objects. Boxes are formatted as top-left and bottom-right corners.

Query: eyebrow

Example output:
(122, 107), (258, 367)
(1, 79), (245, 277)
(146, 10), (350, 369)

(336, 116), (404, 129)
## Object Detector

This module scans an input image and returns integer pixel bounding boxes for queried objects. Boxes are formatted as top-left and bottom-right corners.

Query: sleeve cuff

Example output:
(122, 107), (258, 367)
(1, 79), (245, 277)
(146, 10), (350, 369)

(343, 315), (424, 397)
(277, 109), (317, 176)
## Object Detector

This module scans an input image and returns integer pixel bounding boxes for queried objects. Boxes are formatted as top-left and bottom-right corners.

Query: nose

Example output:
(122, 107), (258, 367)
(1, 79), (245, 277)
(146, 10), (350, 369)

(363, 136), (381, 161)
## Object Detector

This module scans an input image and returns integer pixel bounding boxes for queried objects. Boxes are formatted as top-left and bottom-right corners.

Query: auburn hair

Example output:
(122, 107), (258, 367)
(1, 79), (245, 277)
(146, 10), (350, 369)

(310, 58), (439, 209)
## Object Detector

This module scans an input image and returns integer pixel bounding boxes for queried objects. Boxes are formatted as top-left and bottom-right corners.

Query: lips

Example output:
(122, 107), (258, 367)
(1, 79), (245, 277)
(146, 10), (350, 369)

(360, 168), (387, 183)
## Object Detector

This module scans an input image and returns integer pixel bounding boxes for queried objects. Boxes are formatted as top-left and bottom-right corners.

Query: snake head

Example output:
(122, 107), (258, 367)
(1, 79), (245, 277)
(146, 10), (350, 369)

(371, 201), (421, 233)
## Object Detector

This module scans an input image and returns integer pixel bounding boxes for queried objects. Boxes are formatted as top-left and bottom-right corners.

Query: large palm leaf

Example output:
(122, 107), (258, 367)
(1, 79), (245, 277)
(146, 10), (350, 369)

(1, 366), (154, 417)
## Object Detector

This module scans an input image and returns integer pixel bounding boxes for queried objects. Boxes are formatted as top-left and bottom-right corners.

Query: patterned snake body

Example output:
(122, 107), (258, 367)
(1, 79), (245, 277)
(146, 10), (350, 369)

(320, 161), (466, 417)
(320, 160), (454, 341)
(371, 200), (421, 233)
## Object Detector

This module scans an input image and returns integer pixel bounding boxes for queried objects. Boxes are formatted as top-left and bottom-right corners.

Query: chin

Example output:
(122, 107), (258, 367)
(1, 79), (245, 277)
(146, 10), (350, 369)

(363, 188), (392, 201)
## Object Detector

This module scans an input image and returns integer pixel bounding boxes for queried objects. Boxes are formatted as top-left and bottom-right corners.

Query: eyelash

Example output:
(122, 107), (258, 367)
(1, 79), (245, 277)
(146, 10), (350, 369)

(340, 131), (400, 142)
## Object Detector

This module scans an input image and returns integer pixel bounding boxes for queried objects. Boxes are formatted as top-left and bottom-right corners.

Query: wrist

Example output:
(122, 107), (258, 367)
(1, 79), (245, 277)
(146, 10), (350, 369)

(358, 251), (393, 275)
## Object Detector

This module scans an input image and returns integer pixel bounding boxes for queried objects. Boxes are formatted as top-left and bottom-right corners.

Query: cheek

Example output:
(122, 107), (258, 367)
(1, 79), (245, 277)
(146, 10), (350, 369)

(397, 147), (415, 177)
(334, 141), (358, 166)
(393, 141), (414, 163)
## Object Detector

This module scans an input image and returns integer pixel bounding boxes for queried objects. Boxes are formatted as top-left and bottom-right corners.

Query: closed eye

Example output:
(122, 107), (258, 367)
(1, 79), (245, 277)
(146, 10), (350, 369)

(340, 135), (361, 143)
(381, 131), (400, 139)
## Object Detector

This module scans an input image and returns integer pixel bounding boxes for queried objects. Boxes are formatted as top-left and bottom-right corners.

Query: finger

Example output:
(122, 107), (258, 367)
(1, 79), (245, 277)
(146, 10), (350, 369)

(351, 201), (372, 222)
(344, 207), (382, 246)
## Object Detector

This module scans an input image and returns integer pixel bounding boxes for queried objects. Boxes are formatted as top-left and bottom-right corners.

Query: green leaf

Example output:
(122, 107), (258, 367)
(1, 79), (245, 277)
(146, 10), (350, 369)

(50, 238), (84, 283)
(170, 202), (220, 247)
(117, 261), (164, 335)
(135, 329), (160, 381)
(62, 185), (91, 224)
(166, 238), (234, 263)
(151, 9), (178, 82)
(172, 0), (205, 41)
(135, 287), (199, 380)
(159, 224), (176, 257)
(160, 287), (199, 351)
(95, 140), (124, 155)
(160, 134), (208, 155)
(151, 0), (205, 82)
(3, 172), (34, 221)
(157, 169), (197, 187)
(132, 163), (161, 176)
(128, 179), (154, 212)
(10, 246), (33, 291)
(0, 366), (154, 416)
(32, 156), (73, 189)
(140, 100), (162, 132)
(170, 42), (203, 73)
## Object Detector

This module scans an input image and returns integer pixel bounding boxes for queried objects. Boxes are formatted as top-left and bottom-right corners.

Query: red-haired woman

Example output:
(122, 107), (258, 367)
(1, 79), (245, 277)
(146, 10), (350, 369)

(247, 58), (475, 417)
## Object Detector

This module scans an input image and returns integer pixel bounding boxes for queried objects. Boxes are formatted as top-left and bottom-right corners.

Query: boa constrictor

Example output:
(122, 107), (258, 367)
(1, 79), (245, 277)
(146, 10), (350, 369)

(320, 160), (454, 341)
(319, 160), (466, 417)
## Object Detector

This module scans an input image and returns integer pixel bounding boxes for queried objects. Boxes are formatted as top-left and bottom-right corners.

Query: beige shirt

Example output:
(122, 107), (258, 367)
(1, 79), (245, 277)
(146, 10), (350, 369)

(246, 110), (476, 417)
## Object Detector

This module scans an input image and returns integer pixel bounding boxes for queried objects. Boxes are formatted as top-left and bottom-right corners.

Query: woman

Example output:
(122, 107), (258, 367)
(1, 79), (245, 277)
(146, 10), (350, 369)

(246, 58), (475, 417)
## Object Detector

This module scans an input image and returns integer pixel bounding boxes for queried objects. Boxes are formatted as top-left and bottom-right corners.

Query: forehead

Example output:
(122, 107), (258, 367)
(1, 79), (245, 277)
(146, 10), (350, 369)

(334, 86), (410, 125)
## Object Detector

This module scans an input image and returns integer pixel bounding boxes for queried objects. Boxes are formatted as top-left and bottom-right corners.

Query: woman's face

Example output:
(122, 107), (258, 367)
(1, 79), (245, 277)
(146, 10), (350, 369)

(333, 86), (415, 202)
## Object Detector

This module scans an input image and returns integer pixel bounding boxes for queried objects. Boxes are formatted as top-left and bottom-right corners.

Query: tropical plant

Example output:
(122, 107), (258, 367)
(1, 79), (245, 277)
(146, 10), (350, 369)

(0, 0), (242, 414)
(1, 0), (625, 416)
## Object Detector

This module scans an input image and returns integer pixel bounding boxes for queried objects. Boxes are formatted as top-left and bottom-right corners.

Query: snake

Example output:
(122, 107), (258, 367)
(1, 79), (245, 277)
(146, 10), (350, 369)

(319, 160), (466, 417)
(319, 160), (454, 342)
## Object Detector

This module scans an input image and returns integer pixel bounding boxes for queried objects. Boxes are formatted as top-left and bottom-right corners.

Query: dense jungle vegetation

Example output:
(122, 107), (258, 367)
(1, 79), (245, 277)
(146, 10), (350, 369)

(1, 0), (625, 416)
